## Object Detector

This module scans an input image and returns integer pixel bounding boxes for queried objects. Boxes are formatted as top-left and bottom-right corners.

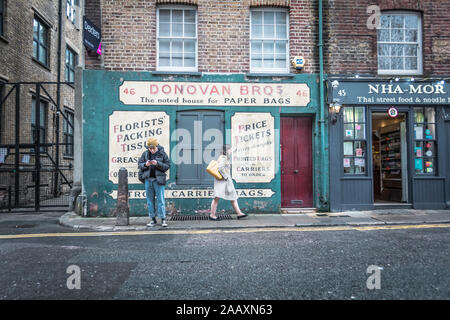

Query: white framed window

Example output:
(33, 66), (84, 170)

(250, 8), (289, 74)
(157, 5), (197, 72)
(377, 11), (422, 75)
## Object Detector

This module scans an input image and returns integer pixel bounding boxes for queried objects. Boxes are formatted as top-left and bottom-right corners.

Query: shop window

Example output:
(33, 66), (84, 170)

(31, 97), (47, 153)
(157, 6), (197, 71)
(33, 16), (49, 67)
(65, 46), (77, 83)
(250, 8), (289, 73)
(377, 12), (422, 75)
(343, 106), (366, 174)
(176, 111), (223, 185)
(63, 109), (74, 157)
(414, 107), (437, 175)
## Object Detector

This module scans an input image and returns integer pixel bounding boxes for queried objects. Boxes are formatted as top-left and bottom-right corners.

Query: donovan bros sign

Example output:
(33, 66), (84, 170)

(119, 81), (311, 107)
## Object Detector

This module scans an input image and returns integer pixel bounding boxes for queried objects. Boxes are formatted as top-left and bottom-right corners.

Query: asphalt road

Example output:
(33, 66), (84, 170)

(0, 220), (449, 300)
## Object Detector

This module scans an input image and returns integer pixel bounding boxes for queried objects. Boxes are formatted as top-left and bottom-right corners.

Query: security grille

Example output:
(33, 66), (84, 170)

(0, 82), (74, 212)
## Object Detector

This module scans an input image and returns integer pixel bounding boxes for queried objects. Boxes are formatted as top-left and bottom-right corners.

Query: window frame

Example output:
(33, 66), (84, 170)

(65, 46), (77, 83)
(31, 96), (47, 153)
(250, 7), (290, 74)
(0, 0), (5, 37)
(0, 78), (5, 143)
(63, 108), (74, 157)
(342, 106), (368, 175)
(33, 16), (49, 67)
(413, 107), (437, 176)
(66, 0), (77, 24)
(377, 11), (423, 75)
(156, 5), (198, 72)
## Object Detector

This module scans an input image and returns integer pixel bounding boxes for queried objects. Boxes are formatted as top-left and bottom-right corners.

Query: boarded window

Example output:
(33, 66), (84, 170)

(176, 111), (224, 185)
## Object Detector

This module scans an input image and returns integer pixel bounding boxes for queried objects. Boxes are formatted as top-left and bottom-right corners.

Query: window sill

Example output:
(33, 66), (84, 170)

(32, 58), (51, 72)
(341, 175), (371, 180)
(377, 71), (423, 76)
(413, 175), (442, 179)
(0, 35), (9, 44)
(66, 18), (81, 31)
(152, 71), (202, 77)
(246, 73), (295, 78)
(63, 155), (74, 160)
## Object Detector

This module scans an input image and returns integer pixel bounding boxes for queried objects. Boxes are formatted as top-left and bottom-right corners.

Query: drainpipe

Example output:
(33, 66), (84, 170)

(318, 0), (328, 211)
(54, 0), (63, 197)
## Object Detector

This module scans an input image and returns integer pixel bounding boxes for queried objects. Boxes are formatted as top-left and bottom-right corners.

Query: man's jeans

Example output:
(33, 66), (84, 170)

(145, 179), (166, 220)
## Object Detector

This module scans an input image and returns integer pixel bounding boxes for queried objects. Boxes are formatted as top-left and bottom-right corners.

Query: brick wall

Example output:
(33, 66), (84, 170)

(85, 0), (320, 73)
(324, 0), (450, 76)
(84, 0), (103, 69)
(0, 0), (84, 206)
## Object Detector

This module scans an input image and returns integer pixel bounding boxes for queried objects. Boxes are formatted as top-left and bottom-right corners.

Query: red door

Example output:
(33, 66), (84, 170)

(281, 117), (313, 207)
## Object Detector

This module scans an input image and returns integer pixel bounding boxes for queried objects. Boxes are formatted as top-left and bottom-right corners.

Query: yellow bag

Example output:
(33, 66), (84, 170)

(206, 160), (223, 180)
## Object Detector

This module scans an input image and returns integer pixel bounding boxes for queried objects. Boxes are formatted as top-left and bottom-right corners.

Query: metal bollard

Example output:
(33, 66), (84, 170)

(115, 167), (129, 226)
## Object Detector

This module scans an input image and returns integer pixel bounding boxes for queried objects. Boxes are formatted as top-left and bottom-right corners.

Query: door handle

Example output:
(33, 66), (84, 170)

(294, 170), (299, 174)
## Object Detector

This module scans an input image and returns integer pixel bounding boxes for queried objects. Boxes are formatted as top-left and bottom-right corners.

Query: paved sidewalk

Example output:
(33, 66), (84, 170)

(59, 209), (450, 232)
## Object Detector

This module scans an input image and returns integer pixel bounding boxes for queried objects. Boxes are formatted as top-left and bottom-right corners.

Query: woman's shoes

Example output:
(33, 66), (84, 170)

(209, 215), (221, 221)
(237, 213), (248, 220)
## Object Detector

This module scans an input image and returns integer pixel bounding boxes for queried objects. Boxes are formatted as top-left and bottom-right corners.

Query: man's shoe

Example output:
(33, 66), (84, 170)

(147, 218), (157, 227)
(161, 219), (168, 227)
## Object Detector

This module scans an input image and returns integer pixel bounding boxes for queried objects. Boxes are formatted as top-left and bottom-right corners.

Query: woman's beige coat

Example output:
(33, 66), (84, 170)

(213, 154), (238, 200)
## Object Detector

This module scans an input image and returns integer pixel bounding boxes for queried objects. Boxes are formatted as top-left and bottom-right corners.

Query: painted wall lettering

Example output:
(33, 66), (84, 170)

(231, 113), (275, 183)
(119, 81), (311, 107)
(109, 111), (170, 184)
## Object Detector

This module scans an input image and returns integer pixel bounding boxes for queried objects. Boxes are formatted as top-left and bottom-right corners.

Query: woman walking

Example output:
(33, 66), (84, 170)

(210, 145), (248, 221)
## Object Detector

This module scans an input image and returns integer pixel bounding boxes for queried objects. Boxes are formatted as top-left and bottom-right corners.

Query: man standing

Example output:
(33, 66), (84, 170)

(138, 138), (170, 227)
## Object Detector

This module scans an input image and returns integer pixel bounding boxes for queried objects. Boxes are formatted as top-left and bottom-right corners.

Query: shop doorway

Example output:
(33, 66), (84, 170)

(372, 112), (408, 203)
(280, 117), (313, 208)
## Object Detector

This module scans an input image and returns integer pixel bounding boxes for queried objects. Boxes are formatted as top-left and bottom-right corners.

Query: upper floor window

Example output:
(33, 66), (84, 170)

(250, 8), (289, 74)
(66, 0), (78, 24)
(65, 46), (77, 83)
(377, 12), (422, 75)
(0, 0), (5, 37)
(33, 16), (49, 67)
(157, 6), (197, 72)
